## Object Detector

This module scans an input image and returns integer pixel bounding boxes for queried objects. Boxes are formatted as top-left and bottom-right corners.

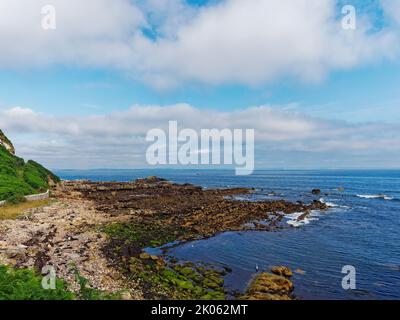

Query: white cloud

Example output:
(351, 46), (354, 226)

(1, 105), (399, 168)
(134, 0), (399, 88)
(382, 0), (400, 25)
(0, 0), (145, 68)
(0, 0), (398, 88)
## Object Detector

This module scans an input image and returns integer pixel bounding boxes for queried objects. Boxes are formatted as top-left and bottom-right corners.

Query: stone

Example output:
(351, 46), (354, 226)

(240, 293), (292, 300)
(295, 268), (306, 275)
(120, 291), (132, 300)
(139, 252), (151, 260)
(271, 266), (293, 278)
(244, 272), (294, 300)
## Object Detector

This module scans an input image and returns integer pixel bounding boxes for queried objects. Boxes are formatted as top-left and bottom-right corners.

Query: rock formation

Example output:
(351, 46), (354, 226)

(0, 130), (15, 155)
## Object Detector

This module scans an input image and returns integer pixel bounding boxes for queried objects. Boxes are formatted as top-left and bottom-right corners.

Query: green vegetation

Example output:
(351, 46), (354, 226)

(103, 221), (227, 300)
(0, 265), (74, 300)
(0, 264), (127, 300)
(0, 144), (60, 202)
(129, 256), (226, 300)
(103, 221), (178, 250)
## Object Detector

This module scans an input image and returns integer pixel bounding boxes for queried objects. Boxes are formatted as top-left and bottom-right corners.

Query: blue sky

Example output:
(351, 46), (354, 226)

(1, 62), (399, 123)
(0, 0), (399, 169)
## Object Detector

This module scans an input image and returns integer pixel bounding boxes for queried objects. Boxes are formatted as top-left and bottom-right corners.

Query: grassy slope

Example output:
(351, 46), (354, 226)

(0, 145), (60, 202)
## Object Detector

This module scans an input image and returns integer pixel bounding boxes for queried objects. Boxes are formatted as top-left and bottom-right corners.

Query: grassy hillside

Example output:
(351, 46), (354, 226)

(0, 145), (60, 202)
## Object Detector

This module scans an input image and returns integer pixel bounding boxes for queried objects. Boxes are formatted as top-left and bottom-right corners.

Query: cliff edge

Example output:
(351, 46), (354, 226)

(0, 129), (60, 202)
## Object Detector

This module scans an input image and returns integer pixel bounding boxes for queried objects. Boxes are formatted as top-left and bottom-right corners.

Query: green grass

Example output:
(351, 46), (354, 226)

(0, 146), (60, 202)
(0, 265), (124, 300)
(0, 265), (75, 300)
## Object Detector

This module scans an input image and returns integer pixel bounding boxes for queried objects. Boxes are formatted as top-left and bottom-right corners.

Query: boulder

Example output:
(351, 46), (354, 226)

(271, 266), (293, 278)
(312, 189), (321, 195)
(139, 252), (151, 260)
(245, 272), (294, 300)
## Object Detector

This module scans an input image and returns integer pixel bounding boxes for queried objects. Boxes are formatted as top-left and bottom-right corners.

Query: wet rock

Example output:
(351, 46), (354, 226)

(240, 293), (292, 300)
(312, 189), (321, 195)
(139, 252), (151, 260)
(295, 268), (306, 275)
(241, 272), (294, 300)
(296, 211), (310, 222)
(271, 266), (293, 278)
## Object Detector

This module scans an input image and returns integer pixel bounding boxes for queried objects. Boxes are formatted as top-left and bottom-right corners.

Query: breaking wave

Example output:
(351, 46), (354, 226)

(357, 194), (394, 201)
(285, 211), (321, 228)
(319, 198), (350, 209)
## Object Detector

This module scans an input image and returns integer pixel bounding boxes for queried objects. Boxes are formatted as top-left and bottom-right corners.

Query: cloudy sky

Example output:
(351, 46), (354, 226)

(0, 0), (400, 169)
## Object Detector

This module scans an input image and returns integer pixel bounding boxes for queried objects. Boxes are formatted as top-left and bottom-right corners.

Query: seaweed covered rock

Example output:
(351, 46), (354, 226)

(271, 266), (293, 278)
(240, 272), (294, 300)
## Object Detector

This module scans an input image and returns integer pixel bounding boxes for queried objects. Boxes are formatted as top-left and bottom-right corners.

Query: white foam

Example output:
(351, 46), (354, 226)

(357, 194), (393, 201)
(319, 198), (350, 209)
(319, 198), (338, 207)
(285, 211), (320, 228)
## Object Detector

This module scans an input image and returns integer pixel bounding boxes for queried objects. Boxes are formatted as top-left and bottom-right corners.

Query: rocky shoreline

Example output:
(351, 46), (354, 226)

(0, 177), (328, 300)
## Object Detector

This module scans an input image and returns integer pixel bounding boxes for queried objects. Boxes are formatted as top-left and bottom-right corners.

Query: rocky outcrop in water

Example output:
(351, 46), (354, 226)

(271, 266), (293, 278)
(240, 271), (294, 300)
(312, 189), (321, 195)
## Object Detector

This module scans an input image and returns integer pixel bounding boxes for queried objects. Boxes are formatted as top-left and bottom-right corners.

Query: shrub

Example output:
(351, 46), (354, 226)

(5, 194), (26, 205)
(0, 265), (75, 300)
(0, 145), (60, 201)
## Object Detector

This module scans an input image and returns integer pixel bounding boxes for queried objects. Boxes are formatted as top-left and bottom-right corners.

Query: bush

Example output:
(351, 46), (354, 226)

(0, 265), (75, 300)
(5, 194), (26, 205)
(0, 145), (60, 201)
